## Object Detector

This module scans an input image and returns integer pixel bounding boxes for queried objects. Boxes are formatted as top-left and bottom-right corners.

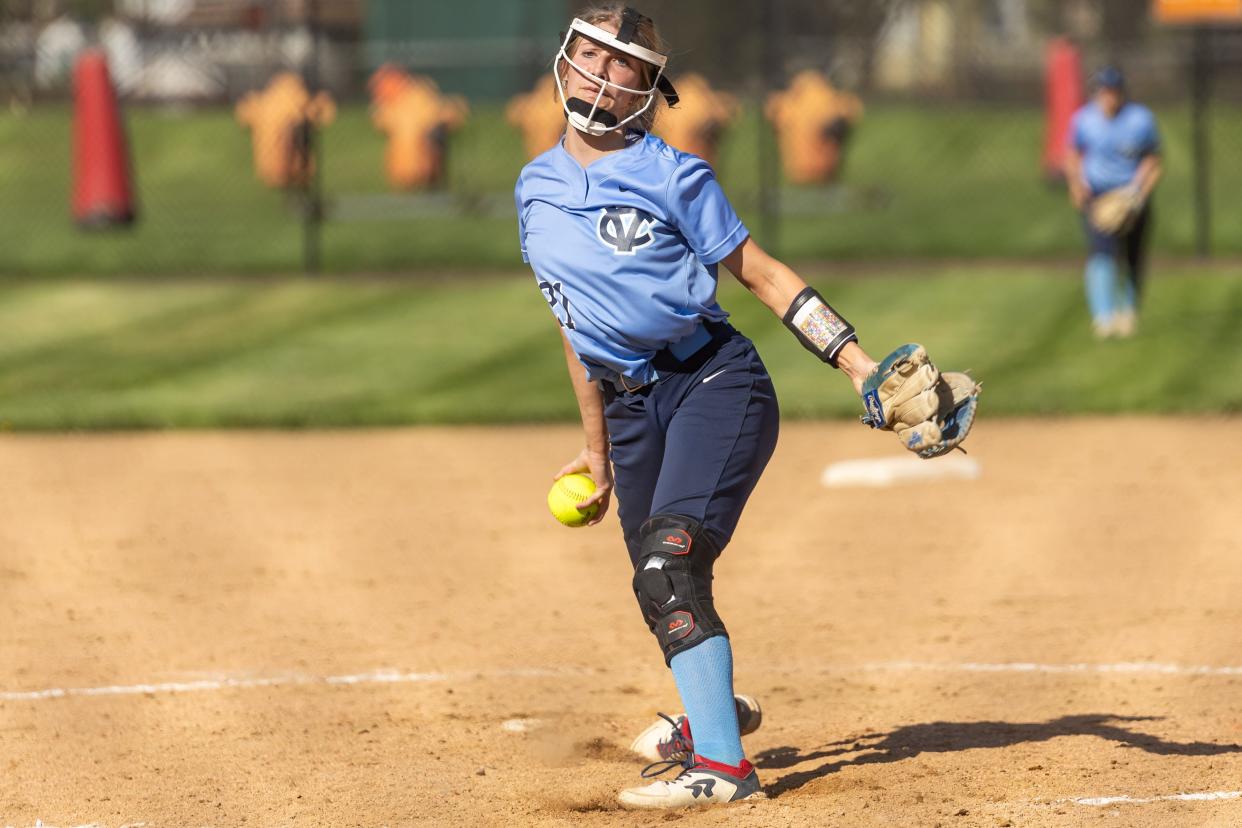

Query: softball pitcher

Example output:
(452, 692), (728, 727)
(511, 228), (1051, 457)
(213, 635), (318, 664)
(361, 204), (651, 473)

(516, 4), (978, 809)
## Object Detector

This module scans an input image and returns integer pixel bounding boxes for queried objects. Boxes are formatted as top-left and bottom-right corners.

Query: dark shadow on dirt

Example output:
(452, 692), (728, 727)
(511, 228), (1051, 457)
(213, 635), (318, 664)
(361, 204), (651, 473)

(756, 714), (1242, 798)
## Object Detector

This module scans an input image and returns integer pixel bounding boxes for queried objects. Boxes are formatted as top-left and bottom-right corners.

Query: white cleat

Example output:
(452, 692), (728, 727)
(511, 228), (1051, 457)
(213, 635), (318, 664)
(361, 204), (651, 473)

(618, 756), (766, 809)
(629, 695), (762, 763)
(1092, 315), (1117, 339)
(1114, 309), (1137, 338)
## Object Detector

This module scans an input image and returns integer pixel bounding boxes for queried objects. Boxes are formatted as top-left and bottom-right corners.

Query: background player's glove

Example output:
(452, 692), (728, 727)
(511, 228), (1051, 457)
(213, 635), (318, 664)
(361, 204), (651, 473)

(1089, 186), (1144, 236)
(860, 344), (979, 459)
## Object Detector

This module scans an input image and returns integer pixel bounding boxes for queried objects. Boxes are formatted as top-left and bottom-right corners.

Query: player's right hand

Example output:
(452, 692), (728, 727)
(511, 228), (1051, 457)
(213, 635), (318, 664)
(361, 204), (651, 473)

(554, 447), (613, 525)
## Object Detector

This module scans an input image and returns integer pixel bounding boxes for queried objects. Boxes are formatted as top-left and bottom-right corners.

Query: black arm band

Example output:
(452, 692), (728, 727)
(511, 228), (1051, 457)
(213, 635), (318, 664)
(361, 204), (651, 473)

(782, 286), (857, 368)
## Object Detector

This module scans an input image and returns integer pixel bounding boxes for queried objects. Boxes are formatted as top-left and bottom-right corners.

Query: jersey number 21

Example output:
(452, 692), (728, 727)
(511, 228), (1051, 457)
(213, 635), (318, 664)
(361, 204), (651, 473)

(539, 280), (575, 330)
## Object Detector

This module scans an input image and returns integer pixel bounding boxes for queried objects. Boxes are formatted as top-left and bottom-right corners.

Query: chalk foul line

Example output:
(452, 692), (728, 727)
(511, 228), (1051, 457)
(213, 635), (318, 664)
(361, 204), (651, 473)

(5, 660), (1242, 703)
(0, 667), (582, 702)
(863, 660), (1242, 676)
(1055, 790), (1242, 807)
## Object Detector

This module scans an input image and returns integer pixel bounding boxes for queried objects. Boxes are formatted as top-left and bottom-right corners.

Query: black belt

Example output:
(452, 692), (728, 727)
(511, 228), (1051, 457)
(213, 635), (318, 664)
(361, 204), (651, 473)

(604, 320), (734, 395)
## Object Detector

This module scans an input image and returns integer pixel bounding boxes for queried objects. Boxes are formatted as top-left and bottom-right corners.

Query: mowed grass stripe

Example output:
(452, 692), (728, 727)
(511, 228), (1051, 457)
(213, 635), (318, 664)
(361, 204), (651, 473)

(0, 267), (1238, 429)
(0, 283), (392, 392)
(2, 104), (1241, 273)
(0, 277), (559, 427)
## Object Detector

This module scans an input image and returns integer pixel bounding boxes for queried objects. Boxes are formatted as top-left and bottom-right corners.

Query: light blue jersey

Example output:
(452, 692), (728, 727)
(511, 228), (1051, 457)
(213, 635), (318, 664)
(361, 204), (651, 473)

(516, 132), (749, 385)
(1070, 101), (1160, 194)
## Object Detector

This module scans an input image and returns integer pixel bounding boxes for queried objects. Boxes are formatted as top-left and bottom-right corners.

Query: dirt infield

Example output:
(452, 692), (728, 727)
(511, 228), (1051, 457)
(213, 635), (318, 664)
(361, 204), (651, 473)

(2, 419), (1241, 827)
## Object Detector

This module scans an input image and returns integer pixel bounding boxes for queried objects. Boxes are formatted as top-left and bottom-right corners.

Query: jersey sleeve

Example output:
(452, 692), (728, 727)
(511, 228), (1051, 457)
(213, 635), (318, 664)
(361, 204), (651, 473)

(664, 157), (749, 265)
(514, 178), (529, 263)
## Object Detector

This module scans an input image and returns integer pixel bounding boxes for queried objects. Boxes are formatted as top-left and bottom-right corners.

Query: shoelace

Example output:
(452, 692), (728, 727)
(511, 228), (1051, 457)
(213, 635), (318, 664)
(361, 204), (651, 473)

(639, 712), (696, 779)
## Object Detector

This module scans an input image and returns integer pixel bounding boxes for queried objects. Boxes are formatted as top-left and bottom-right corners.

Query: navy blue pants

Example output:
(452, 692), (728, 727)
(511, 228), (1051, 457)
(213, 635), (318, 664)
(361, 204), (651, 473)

(1084, 202), (1153, 309)
(602, 327), (780, 567)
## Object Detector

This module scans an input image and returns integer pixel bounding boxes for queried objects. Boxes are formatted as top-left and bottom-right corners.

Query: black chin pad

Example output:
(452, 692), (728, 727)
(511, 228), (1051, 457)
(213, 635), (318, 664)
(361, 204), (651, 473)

(567, 97), (618, 127)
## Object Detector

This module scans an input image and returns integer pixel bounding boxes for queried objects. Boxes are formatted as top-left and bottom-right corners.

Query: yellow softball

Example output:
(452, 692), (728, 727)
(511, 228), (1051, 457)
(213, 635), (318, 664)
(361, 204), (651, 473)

(547, 473), (599, 527)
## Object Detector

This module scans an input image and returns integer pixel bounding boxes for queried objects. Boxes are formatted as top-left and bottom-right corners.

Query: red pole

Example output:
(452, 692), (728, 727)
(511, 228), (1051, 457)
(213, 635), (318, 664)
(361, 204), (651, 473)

(72, 48), (136, 228)
(1042, 37), (1084, 182)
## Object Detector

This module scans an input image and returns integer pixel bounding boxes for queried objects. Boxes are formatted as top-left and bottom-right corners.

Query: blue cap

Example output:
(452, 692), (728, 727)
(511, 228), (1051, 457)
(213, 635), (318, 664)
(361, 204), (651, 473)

(1093, 65), (1126, 90)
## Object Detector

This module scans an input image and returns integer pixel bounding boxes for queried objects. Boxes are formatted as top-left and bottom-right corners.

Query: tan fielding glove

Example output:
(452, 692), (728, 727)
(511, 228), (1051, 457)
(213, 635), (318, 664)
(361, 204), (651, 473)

(1089, 186), (1144, 236)
(860, 344), (980, 458)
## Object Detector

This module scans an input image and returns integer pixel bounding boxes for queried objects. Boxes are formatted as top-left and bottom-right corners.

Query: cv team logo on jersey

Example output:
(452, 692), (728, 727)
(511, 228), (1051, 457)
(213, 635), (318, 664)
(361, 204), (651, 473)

(597, 206), (656, 255)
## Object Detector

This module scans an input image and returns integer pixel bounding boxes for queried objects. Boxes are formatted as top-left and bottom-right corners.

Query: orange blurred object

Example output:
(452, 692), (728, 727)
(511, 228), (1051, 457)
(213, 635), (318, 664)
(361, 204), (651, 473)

(506, 75), (565, 160)
(654, 73), (738, 168)
(72, 49), (136, 227)
(765, 71), (863, 185)
(1042, 37), (1084, 181)
(1153, 0), (1242, 22)
(369, 65), (469, 190)
(235, 72), (336, 189)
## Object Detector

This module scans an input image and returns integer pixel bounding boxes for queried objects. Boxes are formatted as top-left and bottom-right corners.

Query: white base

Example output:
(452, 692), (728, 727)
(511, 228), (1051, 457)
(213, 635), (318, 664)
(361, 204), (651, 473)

(821, 454), (981, 488)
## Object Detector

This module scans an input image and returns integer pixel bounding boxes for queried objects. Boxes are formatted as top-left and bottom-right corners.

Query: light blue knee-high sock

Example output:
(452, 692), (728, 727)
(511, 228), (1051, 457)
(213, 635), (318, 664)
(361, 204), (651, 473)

(1085, 253), (1117, 323)
(669, 635), (745, 766)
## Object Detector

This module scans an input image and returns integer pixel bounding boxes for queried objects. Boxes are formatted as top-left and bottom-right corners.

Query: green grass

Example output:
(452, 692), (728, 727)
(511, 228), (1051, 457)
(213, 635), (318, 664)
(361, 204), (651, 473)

(0, 102), (1238, 273)
(0, 264), (1238, 429)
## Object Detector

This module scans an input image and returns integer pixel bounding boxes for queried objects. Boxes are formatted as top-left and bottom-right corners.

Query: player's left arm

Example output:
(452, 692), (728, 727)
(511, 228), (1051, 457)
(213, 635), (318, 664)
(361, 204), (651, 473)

(668, 157), (870, 390)
(1132, 153), (1162, 203)
(1130, 110), (1163, 202)
(720, 235), (877, 393)
(722, 235), (981, 458)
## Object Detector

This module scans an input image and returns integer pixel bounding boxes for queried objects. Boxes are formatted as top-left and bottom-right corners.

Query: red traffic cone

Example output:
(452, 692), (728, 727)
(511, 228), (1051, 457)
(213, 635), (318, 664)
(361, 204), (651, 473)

(72, 48), (136, 228)
(1042, 37), (1084, 182)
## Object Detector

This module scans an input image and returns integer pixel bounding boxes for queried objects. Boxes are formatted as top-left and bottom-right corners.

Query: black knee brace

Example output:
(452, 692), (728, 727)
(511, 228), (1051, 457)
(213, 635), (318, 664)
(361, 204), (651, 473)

(631, 514), (727, 665)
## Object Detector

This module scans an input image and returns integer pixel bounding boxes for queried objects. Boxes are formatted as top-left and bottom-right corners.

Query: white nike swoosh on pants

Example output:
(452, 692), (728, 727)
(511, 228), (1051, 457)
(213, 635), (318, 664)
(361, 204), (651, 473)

(701, 369), (728, 384)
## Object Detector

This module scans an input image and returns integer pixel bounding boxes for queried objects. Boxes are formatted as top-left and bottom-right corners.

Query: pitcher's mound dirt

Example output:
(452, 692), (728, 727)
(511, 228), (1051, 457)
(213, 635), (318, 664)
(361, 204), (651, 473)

(1, 418), (1240, 827)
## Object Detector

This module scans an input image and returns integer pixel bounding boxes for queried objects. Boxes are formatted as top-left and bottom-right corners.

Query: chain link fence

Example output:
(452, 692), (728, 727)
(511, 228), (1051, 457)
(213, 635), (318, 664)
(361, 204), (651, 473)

(0, 0), (1239, 274)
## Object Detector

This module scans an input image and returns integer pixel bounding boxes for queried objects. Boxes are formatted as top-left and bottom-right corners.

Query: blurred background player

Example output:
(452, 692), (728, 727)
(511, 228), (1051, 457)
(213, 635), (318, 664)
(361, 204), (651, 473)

(1065, 65), (1163, 339)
